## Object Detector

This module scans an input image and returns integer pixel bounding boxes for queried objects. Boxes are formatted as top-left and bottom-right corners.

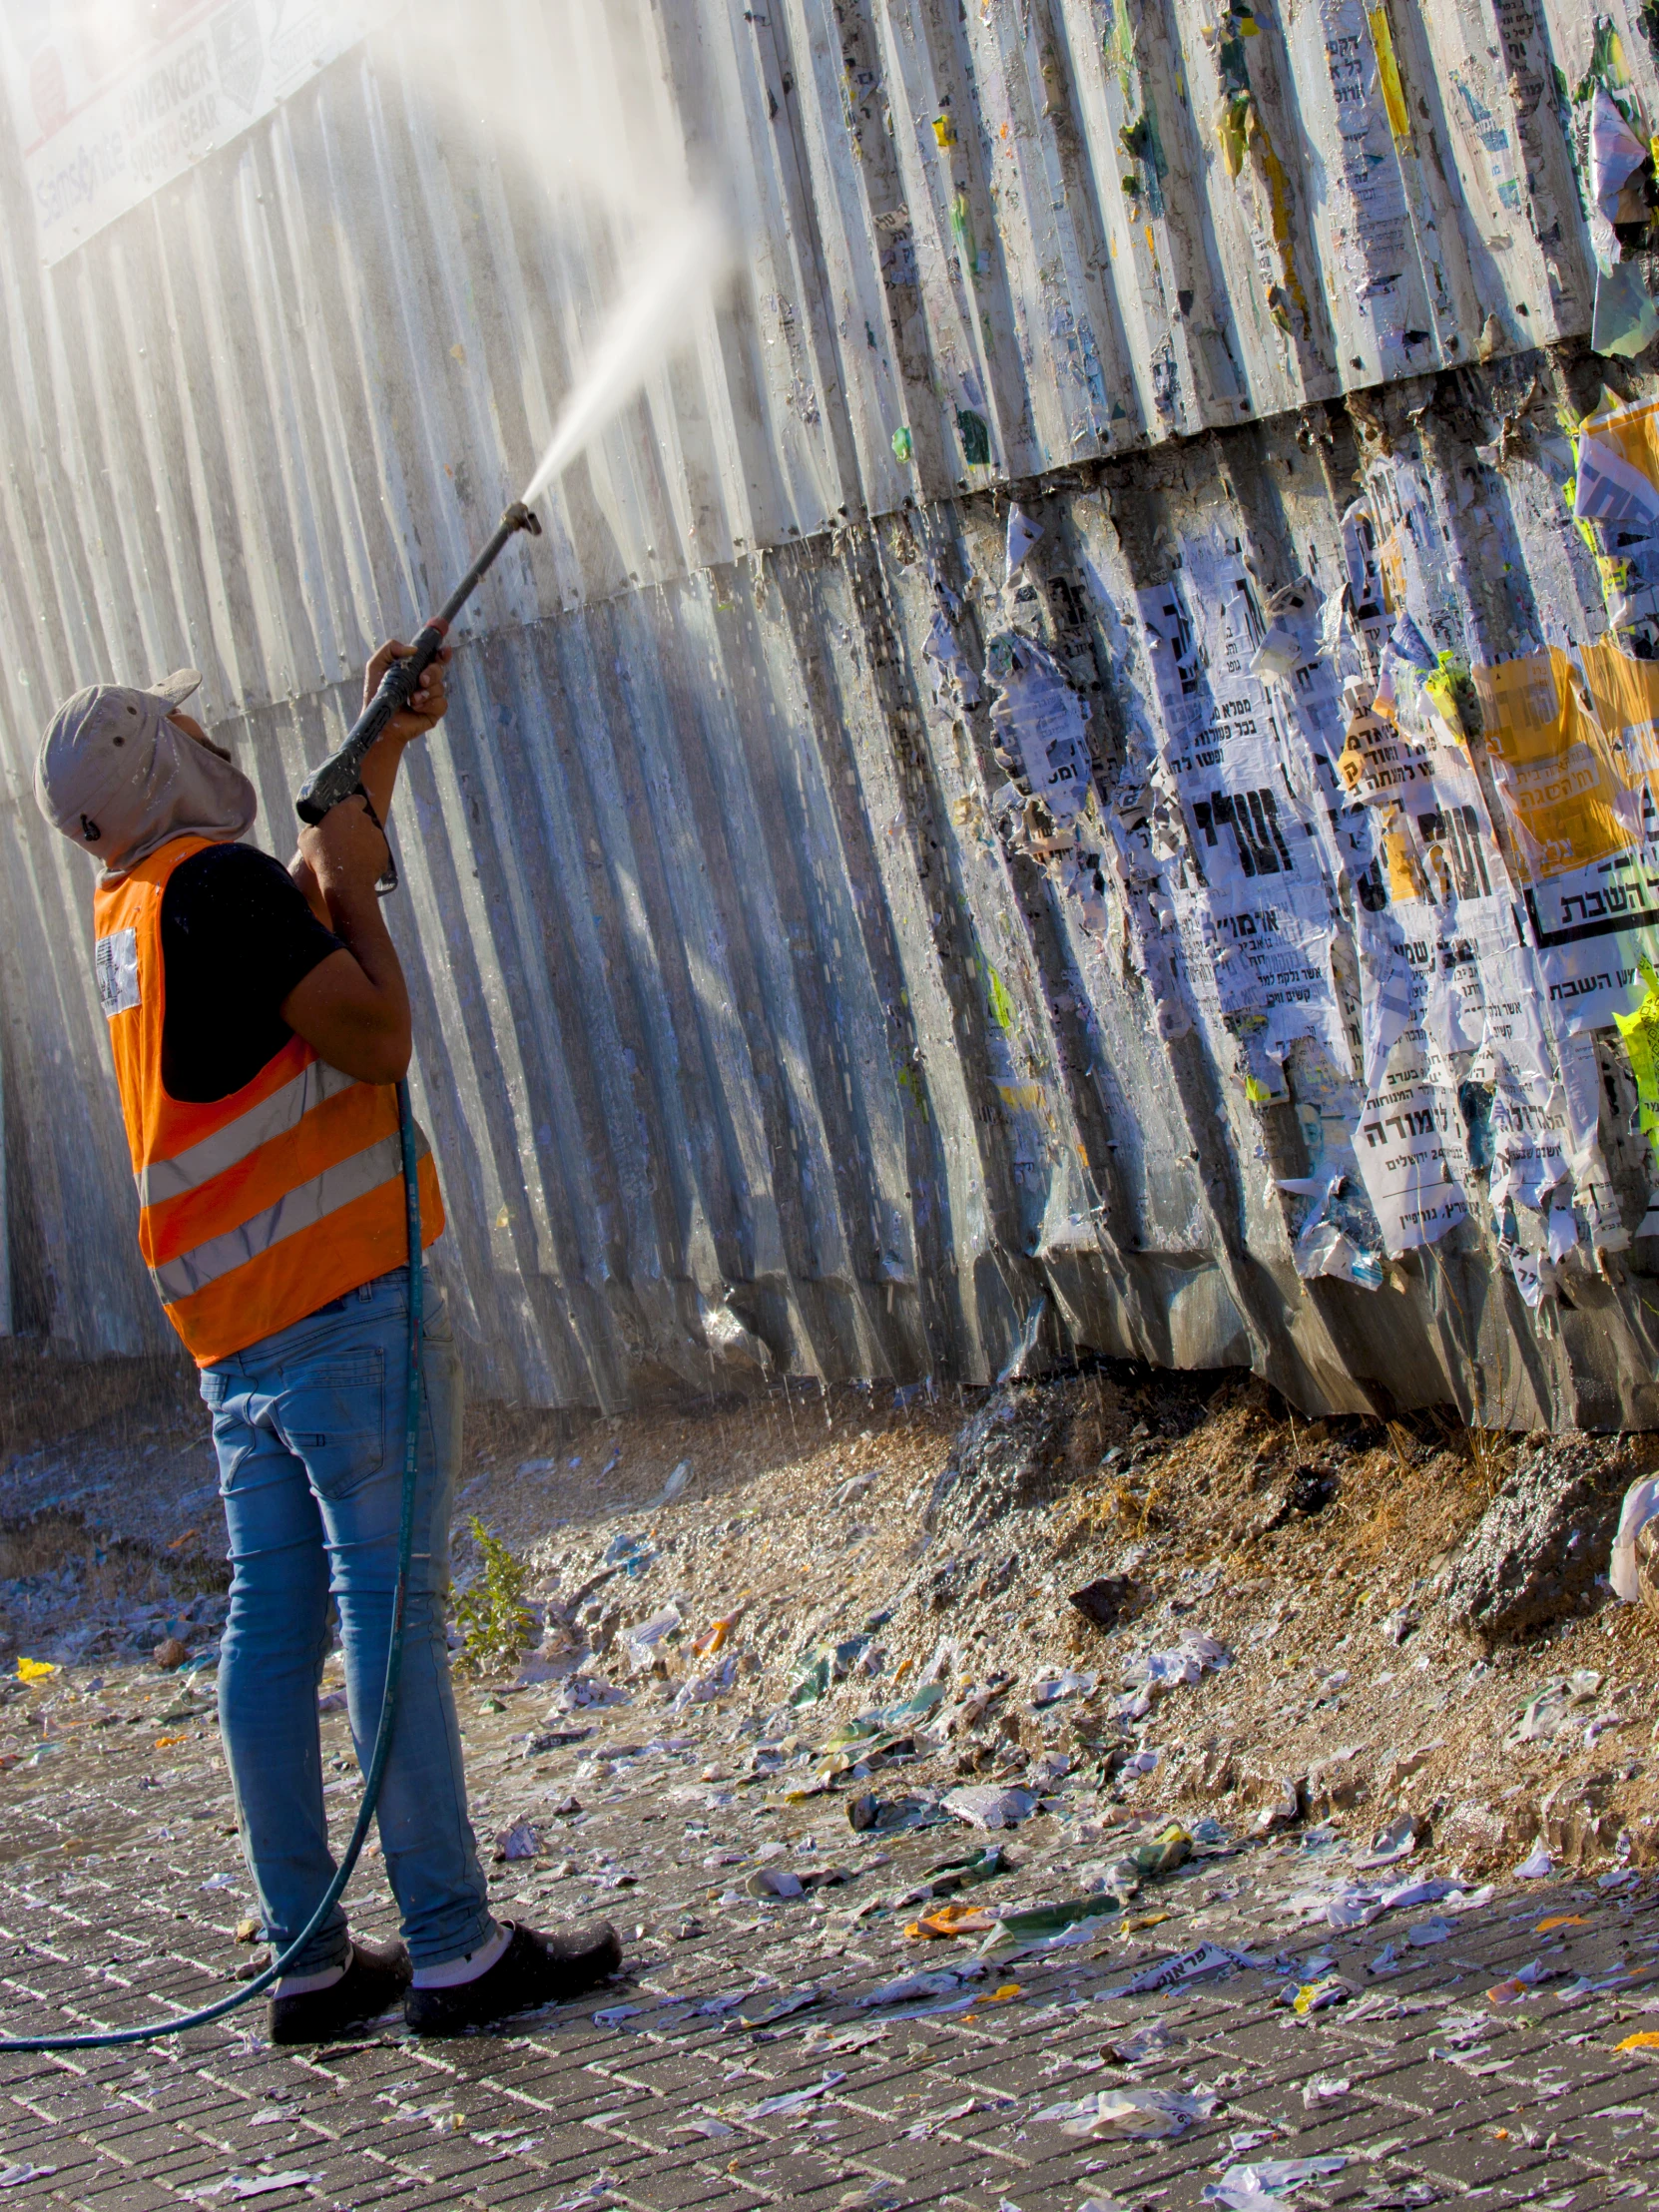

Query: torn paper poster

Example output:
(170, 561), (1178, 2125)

(1374, 611), (1436, 721)
(1400, 891), (1551, 1088)
(1367, 453), (1478, 648)
(1206, 897), (1353, 1079)
(922, 610), (982, 711)
(189, 2182), (322, 2205)
(1498, 1230), (1553, 1309)
(1249, 580), (1322, 686)
(1100, 790), (1197, 1040)
(1135, 554), (1329, 913)
(1326, 689), (1439, 810)
(1396, 742), (1506, 912)
(1288, 1032), (1365, 1157)
(1282, 1169), (1386, 1289)
(1315, 693), (1437, 908)
(1476, 649), (1637, 878)
(1293, 1215), (1385, 1289)
(1355, 908), (1418, 1093)
(1591, 262), (1659, 360)
(1123, 1941), (1260, 1994)
(1557, 1026), (1606, 1178)
(1443, 50), (1525, 243)
(1571, 397), (1659, 628)
(1471, 935), (1556, 1099)
(1052, 841), (1112, 937)
(1475, 646), (1658, 1032)
(1589, 84), (1650, 233)
(1303, 702), (1499, 1001)
(1549, 1037), (1629, 1250)
(1419, 905), (1488, 1060)
(986, 633), (1094, 822)
(1004, 503), (1043, 585)
(1486, 1070), (1572, 1216)
(1355, 1048), (1470, 1256)
(1317, 578), (1354, 664)
(1160, 877), (1351, 1101)
(1375, 615), (1464, 749)
(1338, 498), (1389, 651)
(1581, 634), (1659, 797)
(1285, 1040), (1373, 1263)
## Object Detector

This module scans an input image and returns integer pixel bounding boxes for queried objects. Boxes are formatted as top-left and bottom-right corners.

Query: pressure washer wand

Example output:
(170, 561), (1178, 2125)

(295, 500), (543, 827)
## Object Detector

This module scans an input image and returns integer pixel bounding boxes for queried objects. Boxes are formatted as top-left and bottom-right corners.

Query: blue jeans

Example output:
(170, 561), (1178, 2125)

(201, 1264), (492, 1974)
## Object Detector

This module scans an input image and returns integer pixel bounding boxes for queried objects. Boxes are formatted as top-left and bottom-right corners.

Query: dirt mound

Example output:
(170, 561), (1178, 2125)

(17, 1350), (1659, 1883)
(1437, 1433), (1630, 1644)
(920, 1370), (1224, 1545)
(920, 1382), (1075, 1538)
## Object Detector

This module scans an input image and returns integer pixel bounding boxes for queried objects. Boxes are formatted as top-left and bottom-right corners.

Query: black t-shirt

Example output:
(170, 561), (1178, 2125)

(160, 844), (343, 1103)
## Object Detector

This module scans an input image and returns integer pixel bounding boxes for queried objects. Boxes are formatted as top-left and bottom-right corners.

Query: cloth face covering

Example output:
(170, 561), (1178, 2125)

(35, 682), (258, 879)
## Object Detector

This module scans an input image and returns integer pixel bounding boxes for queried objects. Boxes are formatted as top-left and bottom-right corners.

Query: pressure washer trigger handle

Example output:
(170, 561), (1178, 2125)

(295, 620), (448, 827)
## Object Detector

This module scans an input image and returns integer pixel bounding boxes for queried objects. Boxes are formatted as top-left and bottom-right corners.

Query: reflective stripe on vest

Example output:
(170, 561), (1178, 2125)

(92, 833), (444, 1366)
(149, 1125), (429, 1305)
(137, 1055), (359, 1210)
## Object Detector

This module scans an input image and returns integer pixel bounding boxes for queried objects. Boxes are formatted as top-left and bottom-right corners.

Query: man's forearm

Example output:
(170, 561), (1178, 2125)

(356, 727), (411, 830)
(289, 731), (410, 920)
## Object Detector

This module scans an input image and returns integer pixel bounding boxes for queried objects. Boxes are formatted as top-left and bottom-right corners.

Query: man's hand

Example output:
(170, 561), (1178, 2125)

(296, 792), (389, 903)
(288, 638), (450, 922)
(365, 639), (451, 745)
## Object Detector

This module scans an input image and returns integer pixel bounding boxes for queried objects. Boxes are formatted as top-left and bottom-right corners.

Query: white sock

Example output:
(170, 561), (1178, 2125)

(411, 1922), (511, 1989)
(275, 1960), (347, 1997)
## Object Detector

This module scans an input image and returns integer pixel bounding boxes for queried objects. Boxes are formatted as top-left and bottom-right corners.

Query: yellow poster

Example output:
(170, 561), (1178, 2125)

(1473, 648), (1635, 882)
(1581, 638), (1659, 808)
(1477, 642), (1659, 1034)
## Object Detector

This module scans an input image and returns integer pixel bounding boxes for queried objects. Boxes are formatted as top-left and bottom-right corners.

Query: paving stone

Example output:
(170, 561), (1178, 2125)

(55, 2181), (184, 2212)
(14, 1662), (1659, 2212)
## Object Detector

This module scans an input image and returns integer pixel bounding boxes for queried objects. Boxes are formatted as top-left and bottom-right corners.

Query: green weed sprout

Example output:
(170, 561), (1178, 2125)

(453, 1518), (533, 1676)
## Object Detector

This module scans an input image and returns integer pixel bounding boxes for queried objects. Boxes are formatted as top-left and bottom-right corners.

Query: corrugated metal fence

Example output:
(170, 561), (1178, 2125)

(2, 0), (1659, 1425)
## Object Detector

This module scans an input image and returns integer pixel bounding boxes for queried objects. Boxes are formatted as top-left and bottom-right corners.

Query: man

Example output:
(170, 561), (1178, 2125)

(35, 649), (620, 2043)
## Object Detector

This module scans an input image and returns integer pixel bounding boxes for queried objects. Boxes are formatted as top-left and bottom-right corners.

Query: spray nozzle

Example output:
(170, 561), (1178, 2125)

(502, 501), (542, 537)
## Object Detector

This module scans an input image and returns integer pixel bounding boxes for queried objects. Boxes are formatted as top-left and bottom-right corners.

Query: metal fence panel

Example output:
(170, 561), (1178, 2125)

(1, 0), (1656, 1425)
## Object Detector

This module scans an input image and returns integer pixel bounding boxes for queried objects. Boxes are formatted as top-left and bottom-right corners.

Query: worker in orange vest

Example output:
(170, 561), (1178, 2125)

(36, 649), (619, 2042)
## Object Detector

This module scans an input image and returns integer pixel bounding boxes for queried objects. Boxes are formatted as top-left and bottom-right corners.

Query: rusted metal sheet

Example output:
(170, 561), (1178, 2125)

(2, 2), (1659, 1423)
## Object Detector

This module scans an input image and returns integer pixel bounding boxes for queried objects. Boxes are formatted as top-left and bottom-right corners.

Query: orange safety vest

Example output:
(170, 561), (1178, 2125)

(93, 832), (444, 1366)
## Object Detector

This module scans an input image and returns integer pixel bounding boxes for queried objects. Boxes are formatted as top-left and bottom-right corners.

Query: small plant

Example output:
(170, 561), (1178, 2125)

(453, 1518), (533, 1677)
(1384, 1418), (1417, 1478)
(1462, 1424), (1510, 1503)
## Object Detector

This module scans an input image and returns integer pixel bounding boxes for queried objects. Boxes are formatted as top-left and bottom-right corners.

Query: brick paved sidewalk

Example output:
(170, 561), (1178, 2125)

(4, 1661), (1659, 2212)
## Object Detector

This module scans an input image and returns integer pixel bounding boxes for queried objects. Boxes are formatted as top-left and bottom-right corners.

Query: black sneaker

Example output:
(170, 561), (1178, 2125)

(404, 1920), (621, 2036)
(269, 1936), (411, 2045)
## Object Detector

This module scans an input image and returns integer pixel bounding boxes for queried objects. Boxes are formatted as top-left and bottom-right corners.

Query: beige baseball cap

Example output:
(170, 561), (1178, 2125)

(148, 669), (205, 707)
(36, 670), (256, 878)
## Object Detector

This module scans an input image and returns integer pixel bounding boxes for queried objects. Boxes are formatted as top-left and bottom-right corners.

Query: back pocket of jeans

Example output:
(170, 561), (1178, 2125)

(277, 1353), (384, 1496)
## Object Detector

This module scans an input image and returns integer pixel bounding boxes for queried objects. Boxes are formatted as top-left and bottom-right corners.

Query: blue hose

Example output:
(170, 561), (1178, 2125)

(0, 1078), (424, 2052)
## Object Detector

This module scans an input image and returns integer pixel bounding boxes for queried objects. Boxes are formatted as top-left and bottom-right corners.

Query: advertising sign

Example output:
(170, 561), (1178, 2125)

(1, 0), (372, 263)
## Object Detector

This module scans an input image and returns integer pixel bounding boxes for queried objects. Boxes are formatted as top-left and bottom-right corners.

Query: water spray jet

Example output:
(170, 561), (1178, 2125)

(295, 199), (725, 832)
